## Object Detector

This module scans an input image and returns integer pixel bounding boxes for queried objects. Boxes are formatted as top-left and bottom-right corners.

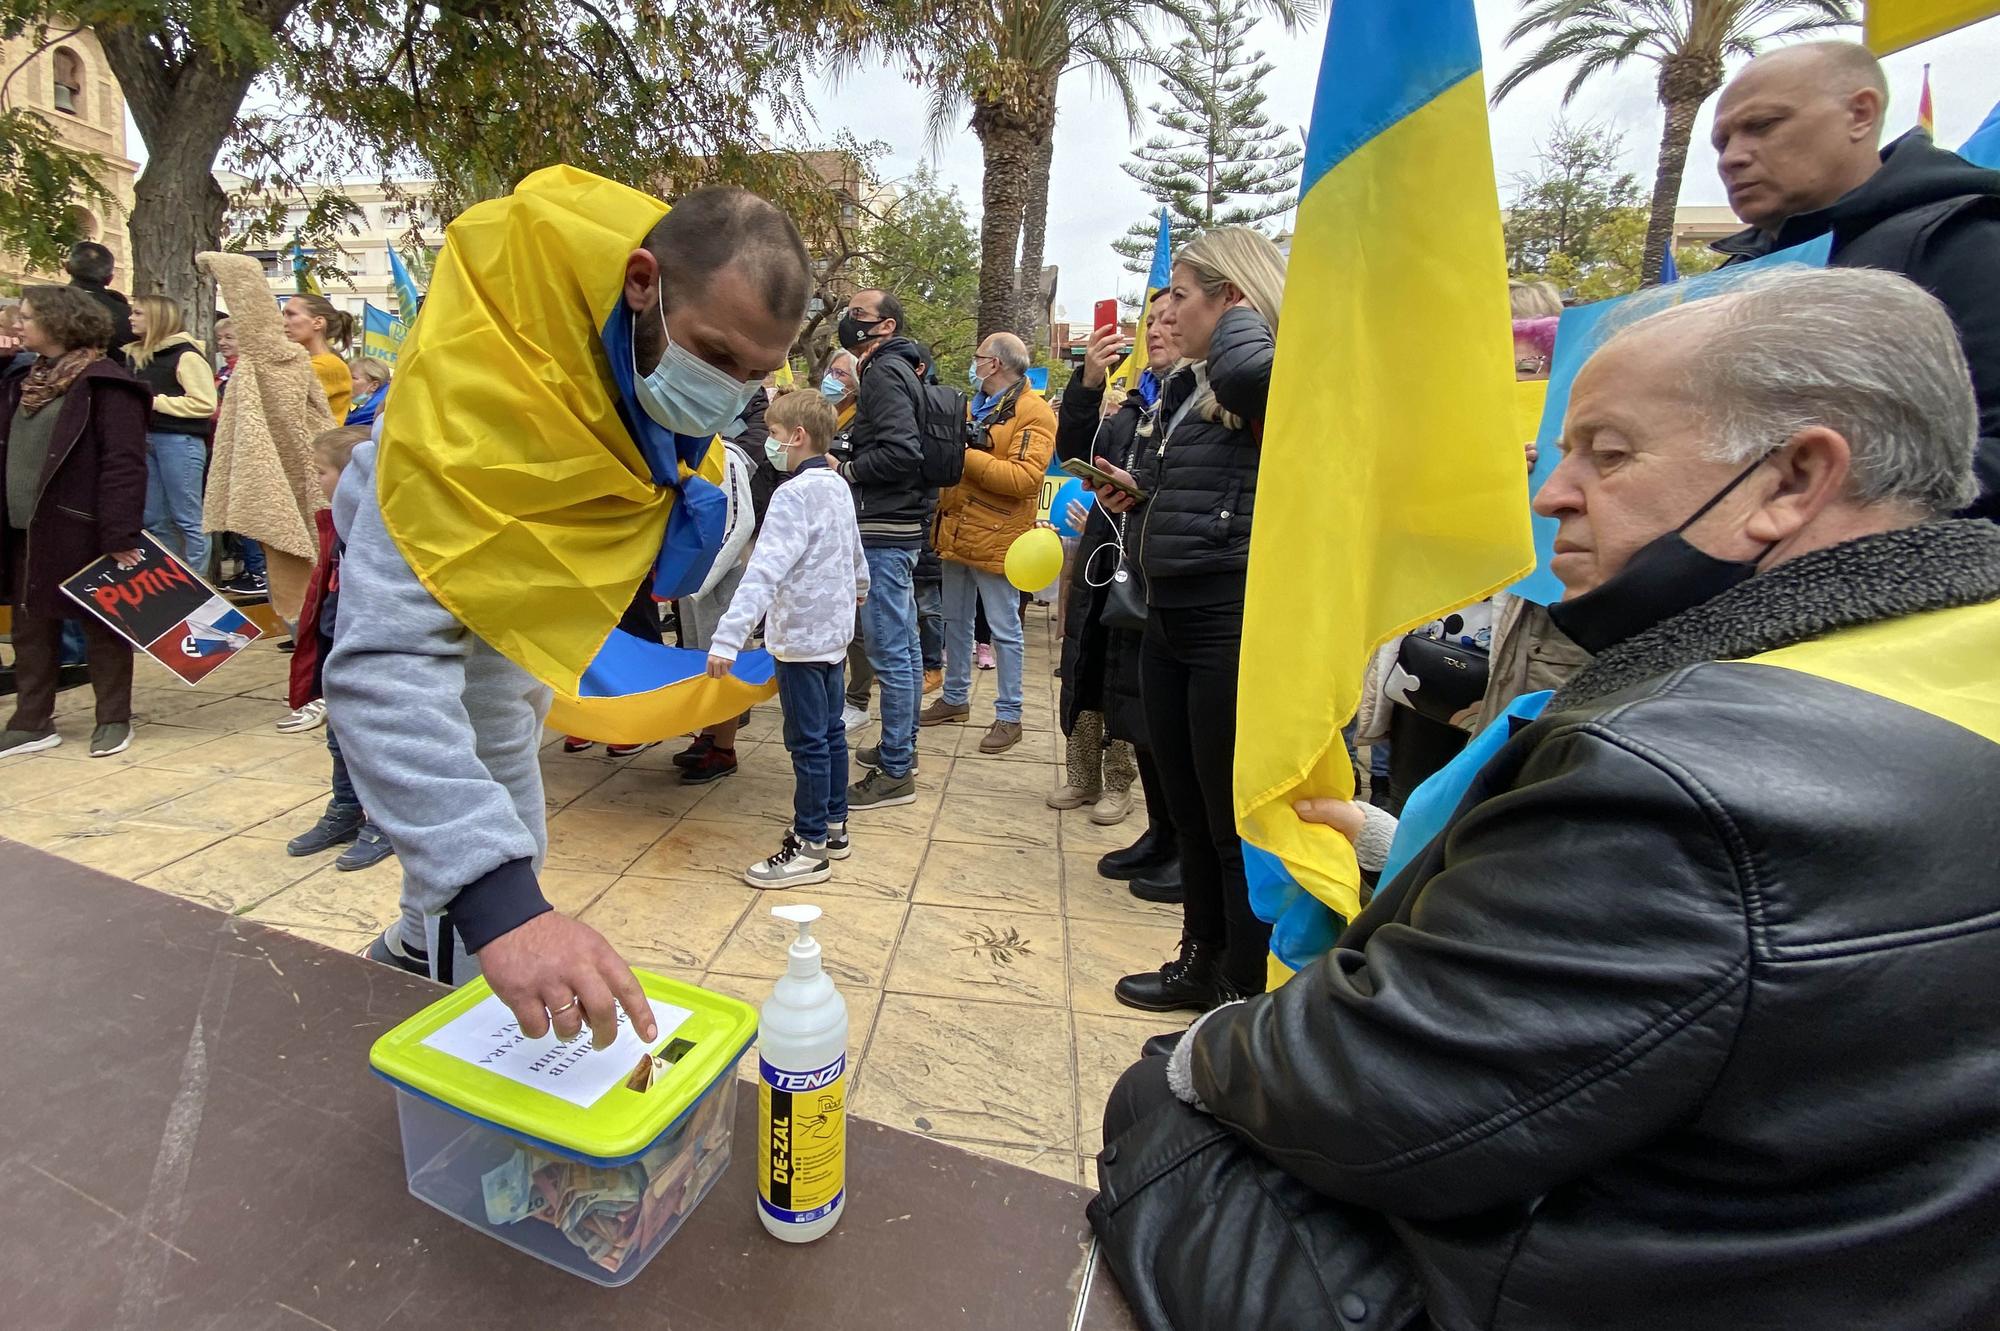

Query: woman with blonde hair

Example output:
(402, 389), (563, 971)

(1086, 225), (1286, 1024)
(283, 293), (355, 423)
(197, 252), (335, 628)
(128, 295), (218, 573)
(345, 355), (392, 427)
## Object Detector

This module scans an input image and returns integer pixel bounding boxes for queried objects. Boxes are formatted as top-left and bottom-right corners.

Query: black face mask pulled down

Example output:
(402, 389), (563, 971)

(837, 311), (886, 352)
(1547, 455), (1777, 655)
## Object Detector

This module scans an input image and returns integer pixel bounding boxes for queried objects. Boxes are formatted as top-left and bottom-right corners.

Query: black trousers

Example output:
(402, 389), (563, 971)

(1141, 602), (1268, 991)
(1133, 744), (1176, 849)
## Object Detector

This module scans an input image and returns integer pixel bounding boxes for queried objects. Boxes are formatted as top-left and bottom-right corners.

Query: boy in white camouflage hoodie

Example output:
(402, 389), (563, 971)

(707, 389), (870, 887)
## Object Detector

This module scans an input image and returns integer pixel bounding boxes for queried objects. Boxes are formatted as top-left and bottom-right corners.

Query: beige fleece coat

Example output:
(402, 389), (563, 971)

(198, 251), (333, 559)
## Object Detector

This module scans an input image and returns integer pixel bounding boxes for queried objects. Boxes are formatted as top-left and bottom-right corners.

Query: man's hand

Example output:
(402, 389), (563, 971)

(1081, 325), (1132, 389)
(109, 549), (143, 569)
(705, 654), (732, 679)
(1088, 456), (1143, 513)
(478, 911), (657, 1050)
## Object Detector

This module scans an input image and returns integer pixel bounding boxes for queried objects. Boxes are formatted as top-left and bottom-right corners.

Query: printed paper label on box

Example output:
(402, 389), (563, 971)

(422, 994), (693, 1109)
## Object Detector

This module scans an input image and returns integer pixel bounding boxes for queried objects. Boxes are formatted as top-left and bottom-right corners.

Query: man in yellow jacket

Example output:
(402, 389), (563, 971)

(922, 332), (1056, 753)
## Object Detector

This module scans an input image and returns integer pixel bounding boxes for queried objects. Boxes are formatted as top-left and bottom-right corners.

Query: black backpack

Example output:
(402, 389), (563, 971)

(914, 377), (967, 488)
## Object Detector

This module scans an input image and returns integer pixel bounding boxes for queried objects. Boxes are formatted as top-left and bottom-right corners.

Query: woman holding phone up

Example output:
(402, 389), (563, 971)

(1084, 227), (1285, 1031)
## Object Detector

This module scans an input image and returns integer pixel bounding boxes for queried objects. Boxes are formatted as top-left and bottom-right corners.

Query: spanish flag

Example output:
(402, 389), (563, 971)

(1866, 0), (2000, 53)
(1237, 0), (1533, 986)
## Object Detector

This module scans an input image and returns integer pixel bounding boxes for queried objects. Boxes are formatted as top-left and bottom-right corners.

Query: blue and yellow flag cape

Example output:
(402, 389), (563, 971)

(377, 166), (776, 743)
(1237, 0), (1534, 988)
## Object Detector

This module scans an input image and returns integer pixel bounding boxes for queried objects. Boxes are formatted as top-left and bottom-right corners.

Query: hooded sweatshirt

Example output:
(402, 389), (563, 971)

(1715, 129), (2000, 520)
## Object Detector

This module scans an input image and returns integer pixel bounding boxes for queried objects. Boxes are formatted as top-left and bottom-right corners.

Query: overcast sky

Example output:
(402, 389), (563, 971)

(798, 1), (2000, 317)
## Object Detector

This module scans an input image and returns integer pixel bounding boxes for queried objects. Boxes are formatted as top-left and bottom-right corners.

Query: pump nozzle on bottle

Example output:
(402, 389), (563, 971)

(772, 904), (823, 977)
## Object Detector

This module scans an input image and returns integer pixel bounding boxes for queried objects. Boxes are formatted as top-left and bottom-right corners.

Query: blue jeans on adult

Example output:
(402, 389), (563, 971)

(327, 723), (361, 817)
(860, 546), (921, 778)
(776, 660), (848, 842)
(917, 578), (944, 672)
(144, 430), (210, 574)
(943, 561), (1024, 722)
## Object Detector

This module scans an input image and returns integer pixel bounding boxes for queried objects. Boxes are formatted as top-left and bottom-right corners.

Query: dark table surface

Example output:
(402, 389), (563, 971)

(0, 841), (1138, 1330)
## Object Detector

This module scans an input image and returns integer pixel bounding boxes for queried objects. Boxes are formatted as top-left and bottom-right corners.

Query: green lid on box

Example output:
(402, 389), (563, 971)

(370, 969), (757, 1162)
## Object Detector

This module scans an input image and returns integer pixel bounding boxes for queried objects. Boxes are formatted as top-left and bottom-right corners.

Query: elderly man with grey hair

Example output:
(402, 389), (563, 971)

(1090, 267), (2000, 1331)
(921, 331), (1056, 753)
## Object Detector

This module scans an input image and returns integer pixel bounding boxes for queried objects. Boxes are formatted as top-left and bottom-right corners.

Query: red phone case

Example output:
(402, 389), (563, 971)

(1094, 299), (1119, 335)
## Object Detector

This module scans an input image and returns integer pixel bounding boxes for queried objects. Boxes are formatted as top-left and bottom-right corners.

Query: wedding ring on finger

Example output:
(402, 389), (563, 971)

(550, 995), (581, 1016)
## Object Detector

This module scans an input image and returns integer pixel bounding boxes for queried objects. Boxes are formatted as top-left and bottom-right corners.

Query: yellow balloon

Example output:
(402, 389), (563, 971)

(1004, 527), (1065, 592)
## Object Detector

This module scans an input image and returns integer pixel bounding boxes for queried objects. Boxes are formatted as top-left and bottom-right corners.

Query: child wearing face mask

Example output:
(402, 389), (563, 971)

(706, 389), (871, 889)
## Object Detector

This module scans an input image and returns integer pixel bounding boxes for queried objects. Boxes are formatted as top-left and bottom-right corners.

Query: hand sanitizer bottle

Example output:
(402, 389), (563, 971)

(757, 904), (848, 1242)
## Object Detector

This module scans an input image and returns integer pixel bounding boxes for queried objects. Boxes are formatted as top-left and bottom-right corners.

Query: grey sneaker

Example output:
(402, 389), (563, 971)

(88, 722), (132, 757)
(847, 766), (917, 812)
(825, 820), (852, 860)
(367, 929), (431, 977)
(0, 729), (61, 759)
(853, 743), (918, 776)
(335, 821), (395, 871)
(288, 804), (364, 856)
(745, 830), (831, 889)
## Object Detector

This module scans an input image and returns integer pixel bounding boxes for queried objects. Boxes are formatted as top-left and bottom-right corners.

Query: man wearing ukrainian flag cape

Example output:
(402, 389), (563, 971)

(323, 168), (811, 1044)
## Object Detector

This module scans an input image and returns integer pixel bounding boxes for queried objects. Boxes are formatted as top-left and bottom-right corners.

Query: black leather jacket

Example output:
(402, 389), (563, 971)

(1130, 305), (1275, 607)
(1186, 521), (2000, 1330)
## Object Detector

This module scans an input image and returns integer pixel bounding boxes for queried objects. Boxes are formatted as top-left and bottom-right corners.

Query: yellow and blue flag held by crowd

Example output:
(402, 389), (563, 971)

(1107, 208), (1170, 399)
(360, 303), (404, 364)
(1237, 0), (1535, 987)
(1865, 0), (2000, 52)
(388, 244), (425, 324)
(376, 166), (776, 745)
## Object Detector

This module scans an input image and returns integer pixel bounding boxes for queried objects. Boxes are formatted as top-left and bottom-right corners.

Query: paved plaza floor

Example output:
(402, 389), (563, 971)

(1, 605), (1180, 1184)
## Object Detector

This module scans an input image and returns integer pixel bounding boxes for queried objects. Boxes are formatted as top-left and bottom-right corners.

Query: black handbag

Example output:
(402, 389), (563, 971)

(1101, 523), (1149, 632)
(1088, 1099), (1424, 1331)
(1392, 630), (1489, 726)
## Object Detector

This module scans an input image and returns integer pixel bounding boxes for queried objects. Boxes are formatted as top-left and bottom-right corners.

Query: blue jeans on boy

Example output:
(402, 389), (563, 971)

(943, 561), (1024, 722)
(144, 430), (210, 574)
(776, 661), (848, 842)
(240, 536), (266, 577)
(860, 547), (921, 778)
(327, 722), (361, 817)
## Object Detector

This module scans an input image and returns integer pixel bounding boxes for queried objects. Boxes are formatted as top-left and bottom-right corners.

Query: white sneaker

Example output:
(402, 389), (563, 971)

(276, 699), (327, 733)
(840, 703), (870, 732)
(1090, 787), (1135, 826)
(744, 831), (832, 889)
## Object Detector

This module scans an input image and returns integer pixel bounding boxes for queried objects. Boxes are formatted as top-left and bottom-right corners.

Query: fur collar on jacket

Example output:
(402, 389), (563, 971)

(1552, 519), (2000, 711)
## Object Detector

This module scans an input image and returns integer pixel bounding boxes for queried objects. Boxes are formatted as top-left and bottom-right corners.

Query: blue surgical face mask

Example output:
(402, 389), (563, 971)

(967, 360), (983, 389)
(632, 299), (760, 437)
(819, 372), (846, 401)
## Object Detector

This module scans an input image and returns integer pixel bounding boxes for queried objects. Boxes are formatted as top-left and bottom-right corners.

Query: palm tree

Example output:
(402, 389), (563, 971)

(1493, 0), (1854, 286)
(830, 0), (1309, 339)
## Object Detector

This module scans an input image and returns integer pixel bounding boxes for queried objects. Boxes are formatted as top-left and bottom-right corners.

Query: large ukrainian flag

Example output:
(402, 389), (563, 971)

(1865, 0), (2000, 53)
(1237, 0), (1533, 985)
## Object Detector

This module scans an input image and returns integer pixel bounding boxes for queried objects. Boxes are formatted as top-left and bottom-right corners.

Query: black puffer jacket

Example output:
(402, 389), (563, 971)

(1055, 369), (1147, 744)
(1715, 130), (2000, 520)
(1129, 306), (1275, 606)
(843, 337), (931, 548)
(1145, 521), (2000, 1330)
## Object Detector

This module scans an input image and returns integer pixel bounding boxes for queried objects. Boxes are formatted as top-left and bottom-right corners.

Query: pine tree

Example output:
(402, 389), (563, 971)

(1111, 0), (1304, 275)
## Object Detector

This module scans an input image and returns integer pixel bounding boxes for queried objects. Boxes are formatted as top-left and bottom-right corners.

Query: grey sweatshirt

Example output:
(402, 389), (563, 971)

(322, 442), (554, 951)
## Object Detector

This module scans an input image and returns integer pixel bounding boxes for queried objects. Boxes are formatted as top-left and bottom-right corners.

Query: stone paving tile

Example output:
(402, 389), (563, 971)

(13, 610), (1193, 1171)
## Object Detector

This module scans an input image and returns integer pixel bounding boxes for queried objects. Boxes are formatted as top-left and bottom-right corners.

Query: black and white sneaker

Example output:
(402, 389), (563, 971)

(745, 830), (831, 889)
(825, 821), (852, 860)
(366, 929), (431, 978)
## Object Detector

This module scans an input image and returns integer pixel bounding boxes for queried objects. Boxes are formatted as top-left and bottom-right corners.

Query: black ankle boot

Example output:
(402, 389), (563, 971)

(1114, 936), (1221, 1013)
(1098, 825), (1178, 880)
(1130, 859), (1183, 903)
(1137, 976), (1254, 1058)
